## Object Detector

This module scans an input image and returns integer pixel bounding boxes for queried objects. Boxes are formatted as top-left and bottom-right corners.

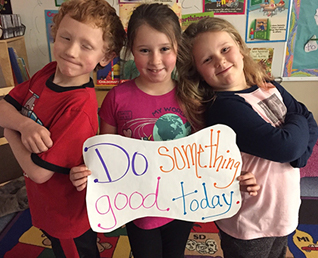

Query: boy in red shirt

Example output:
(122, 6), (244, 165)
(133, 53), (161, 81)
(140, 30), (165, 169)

(0, 0), (125, 257)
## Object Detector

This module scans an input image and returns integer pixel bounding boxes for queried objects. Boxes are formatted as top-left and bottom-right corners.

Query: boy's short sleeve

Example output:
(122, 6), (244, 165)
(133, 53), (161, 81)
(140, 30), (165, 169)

(32, 108), (98, 174)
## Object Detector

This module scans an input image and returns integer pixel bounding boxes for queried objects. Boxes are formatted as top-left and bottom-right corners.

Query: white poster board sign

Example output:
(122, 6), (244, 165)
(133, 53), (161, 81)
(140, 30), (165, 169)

(83, 125), (242, 233)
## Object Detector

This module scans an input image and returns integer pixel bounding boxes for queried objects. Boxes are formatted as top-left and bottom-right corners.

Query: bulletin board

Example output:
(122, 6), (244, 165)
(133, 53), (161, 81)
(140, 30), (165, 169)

(283, 0), (318, 80)
(10, 0), (318, 81)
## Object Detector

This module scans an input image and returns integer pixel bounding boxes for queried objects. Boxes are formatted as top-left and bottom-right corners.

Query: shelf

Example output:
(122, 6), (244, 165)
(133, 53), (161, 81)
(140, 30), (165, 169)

(0, 36), (29, 88)
(0, 37), (26, 184)
(0, 86), (13, 96)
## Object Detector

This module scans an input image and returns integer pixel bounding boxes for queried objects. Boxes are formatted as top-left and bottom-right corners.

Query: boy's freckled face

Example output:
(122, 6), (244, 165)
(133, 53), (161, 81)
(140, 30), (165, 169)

(53, 14), (108, 84)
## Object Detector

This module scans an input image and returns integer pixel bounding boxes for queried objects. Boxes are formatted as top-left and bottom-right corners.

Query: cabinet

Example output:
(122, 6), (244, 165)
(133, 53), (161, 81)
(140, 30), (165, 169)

(0, 37), (27, 183)
(0, 95), (23, 184)
(0, 36), (29, 96)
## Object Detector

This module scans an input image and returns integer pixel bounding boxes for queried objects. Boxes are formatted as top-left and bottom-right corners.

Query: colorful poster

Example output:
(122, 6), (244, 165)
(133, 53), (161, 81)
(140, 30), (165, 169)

(283, 0), (318, 77)
(44, 10), (58, 62)
(182, 12), (214, 31)
(118, 0), (180, 4)
(95, 57), (122, 88)
(84, 125), (243, 233)
(55, 0), (67, 6)
(246, 0), (291, 43)
(0, 0), (12, 14)
(249, 48), (274, 76)
(119, 3), (141, 32)
(204, 0), (245, 15)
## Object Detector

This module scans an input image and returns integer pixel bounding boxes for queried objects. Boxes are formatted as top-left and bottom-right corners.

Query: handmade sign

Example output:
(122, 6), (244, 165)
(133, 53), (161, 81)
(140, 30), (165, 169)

(83, 125), (242, 233)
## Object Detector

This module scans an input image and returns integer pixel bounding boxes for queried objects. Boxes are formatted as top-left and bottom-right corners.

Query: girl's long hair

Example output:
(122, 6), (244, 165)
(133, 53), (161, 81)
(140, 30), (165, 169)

(124, 3), (199, 130)
(176, 17), (273, 130)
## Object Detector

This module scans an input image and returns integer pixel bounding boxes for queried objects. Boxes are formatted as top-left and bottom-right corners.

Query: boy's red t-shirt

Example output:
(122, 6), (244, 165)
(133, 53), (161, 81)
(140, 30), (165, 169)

(5, 62), (98, 239)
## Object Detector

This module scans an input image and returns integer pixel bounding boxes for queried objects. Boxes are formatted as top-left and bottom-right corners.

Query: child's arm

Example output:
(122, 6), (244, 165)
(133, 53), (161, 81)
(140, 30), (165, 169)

(237, 171), (260, 196)
(0, 99), (53, 153)
(273, 81), (318, 167)
(206, 97), (310, 163)
(4, 128), (54, 183)
(70, 119), (117, 191)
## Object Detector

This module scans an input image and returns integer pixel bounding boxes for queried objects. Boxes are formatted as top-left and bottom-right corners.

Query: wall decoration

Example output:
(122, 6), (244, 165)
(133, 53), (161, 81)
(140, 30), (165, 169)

(204, 0), (245, 15)
(283, 0), (318, 77)
(246, 0), (291, 43)
(44, 10), (58, 62)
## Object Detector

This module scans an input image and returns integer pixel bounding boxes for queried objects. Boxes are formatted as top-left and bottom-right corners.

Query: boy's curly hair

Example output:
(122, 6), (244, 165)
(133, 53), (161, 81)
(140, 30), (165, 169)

(51, 0), (126, 64)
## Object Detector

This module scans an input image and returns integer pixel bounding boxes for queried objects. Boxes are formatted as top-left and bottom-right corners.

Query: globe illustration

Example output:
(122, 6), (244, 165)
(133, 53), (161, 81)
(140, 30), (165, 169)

(153, 114), (191, 141)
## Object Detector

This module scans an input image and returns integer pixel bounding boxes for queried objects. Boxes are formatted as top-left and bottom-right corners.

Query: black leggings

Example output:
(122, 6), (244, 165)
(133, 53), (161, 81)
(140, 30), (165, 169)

(126, 220), (193, 258)
(218, 227), (288, 258)
(41, 228), (100, 258)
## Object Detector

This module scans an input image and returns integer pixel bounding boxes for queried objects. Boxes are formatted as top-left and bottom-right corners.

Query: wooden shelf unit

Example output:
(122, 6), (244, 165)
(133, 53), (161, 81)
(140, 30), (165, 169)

(0, 37), (28, 183)
(0, 36), (29, 95)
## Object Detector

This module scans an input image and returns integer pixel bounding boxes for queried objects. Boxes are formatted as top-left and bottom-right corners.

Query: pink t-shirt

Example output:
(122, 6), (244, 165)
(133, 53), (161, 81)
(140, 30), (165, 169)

(216, 86), (300, 239)
(99, 80), (191, 229)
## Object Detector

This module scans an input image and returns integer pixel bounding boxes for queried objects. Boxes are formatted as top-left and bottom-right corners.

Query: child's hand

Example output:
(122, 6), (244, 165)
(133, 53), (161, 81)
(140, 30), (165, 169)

(237, 171), (260, 196)
(20, 119), (53, 153)
(69, 164), (92, 191)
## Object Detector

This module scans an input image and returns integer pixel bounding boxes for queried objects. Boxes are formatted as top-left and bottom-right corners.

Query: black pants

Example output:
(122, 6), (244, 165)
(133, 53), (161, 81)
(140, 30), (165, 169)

(218, 227), (288, 258)
(41, 228), (100, 258)
(126, 220), (193, 258)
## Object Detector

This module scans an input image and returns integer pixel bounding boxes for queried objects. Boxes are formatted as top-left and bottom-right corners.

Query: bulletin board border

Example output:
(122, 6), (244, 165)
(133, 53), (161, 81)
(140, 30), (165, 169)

(283, 0), (318, 80)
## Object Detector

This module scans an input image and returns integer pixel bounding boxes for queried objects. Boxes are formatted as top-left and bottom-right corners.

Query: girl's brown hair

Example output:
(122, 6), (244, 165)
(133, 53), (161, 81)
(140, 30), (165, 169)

(125, 3), (203, 130)
(125, 3), (181, 57)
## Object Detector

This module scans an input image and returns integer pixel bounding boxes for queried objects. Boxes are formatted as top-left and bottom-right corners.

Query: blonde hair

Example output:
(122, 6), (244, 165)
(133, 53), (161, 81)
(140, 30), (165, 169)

(176, 17), (273, 130)
(51, 0), (126, 68)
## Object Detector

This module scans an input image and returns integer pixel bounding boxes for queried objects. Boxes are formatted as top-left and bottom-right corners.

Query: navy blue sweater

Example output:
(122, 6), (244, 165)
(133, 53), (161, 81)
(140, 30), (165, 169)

(205, 81), (318, 168)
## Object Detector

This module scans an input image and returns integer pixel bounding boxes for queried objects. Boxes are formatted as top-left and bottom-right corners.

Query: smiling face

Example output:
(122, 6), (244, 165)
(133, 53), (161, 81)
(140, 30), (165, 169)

(53, 14), (110, 86)
(192, 30), (247, 91)
(132, 24), (177, 90)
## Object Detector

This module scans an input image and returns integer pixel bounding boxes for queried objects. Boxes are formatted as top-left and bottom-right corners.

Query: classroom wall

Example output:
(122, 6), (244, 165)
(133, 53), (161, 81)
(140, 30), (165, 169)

(10, 0), (58, 76)
(282, 81), (318, 121)
(96, 81), (318, 122)
(10, 0), (318, 120)
(94, 82), (318, 120)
